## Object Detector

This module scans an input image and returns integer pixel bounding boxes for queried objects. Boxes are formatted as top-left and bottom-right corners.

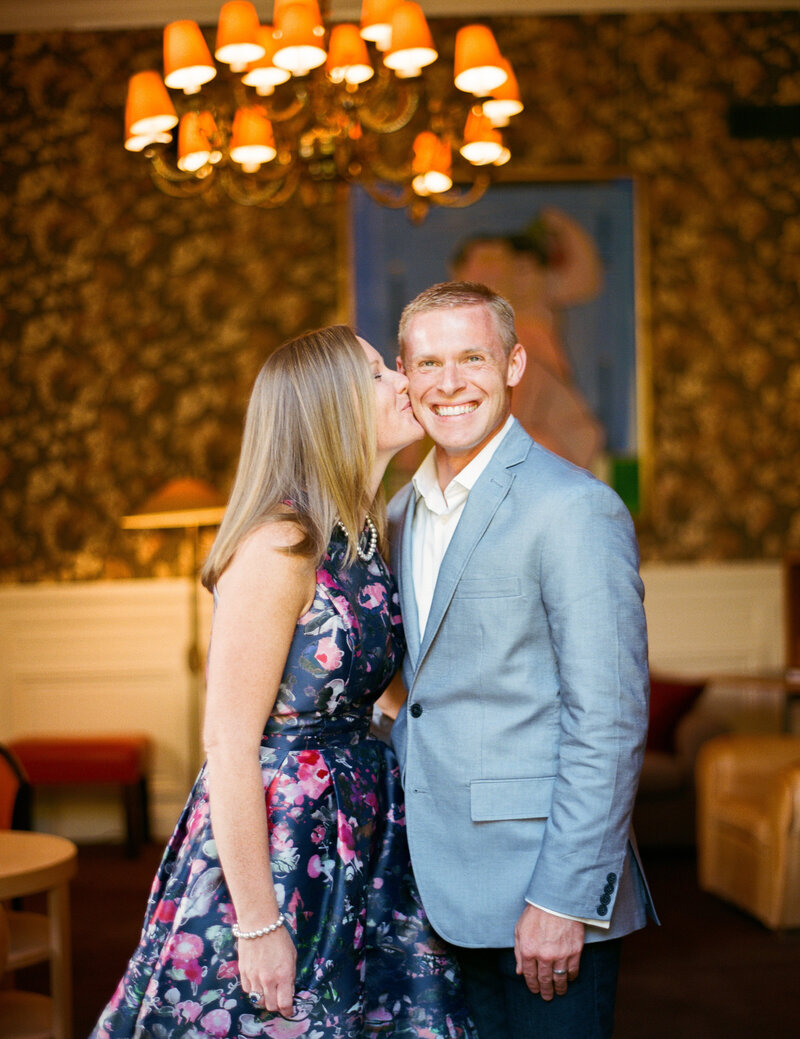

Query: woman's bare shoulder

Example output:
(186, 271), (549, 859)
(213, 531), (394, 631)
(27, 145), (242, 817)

(218, 519), (316, 608)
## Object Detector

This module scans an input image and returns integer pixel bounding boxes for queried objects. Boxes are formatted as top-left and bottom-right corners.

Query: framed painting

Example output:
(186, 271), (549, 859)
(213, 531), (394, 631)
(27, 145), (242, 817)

(347, 170), (651, 516)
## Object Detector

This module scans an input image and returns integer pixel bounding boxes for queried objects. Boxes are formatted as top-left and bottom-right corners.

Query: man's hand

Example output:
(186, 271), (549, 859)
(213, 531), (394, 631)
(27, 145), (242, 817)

(514, 903), (584, 1000)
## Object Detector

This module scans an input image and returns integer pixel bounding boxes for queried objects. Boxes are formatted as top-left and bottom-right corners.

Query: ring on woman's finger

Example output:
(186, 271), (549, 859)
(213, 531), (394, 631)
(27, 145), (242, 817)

(553, 968), (568, 975)
(248, 991), (264, 1006)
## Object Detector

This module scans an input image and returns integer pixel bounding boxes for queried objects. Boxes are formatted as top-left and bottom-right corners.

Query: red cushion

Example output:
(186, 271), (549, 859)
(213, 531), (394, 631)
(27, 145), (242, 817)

(646, 679), (705, 754)
(9, 736), (150, 786)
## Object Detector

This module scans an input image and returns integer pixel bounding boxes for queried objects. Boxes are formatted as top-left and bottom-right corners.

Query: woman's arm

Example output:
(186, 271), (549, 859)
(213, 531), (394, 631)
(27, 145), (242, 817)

(203, 521), (315, 1016)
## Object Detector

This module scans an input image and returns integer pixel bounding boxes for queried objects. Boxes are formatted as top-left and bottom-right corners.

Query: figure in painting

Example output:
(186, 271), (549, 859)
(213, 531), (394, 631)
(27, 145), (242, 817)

(450, 207), (606, 470)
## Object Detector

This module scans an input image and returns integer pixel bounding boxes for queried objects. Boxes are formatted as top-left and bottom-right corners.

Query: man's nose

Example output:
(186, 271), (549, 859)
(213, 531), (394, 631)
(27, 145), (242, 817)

(438, 360), (465, 394)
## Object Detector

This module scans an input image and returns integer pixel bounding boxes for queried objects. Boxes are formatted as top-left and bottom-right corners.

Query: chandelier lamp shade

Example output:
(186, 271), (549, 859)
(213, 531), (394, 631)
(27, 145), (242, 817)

(124, 0), (523, 214)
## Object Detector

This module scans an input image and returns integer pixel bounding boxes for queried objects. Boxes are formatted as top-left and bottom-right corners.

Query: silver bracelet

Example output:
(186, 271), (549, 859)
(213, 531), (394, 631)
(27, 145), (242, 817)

(232, 914), (285, 940)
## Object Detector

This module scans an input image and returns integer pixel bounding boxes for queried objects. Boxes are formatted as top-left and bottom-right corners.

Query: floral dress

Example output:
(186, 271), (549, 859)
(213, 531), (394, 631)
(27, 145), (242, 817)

(91, 530), (476, 1039)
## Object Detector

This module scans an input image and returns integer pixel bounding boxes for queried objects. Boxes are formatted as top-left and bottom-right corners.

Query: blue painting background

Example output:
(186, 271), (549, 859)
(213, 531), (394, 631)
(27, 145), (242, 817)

(350, 179), (638, 456)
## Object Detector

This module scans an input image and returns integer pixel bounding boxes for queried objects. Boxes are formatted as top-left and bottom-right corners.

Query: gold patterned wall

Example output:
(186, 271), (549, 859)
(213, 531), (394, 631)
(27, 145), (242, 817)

(1, 11), (799, 581)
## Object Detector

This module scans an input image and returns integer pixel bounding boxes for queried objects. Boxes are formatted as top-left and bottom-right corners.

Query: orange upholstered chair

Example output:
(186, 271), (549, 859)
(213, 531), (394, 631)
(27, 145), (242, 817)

(9, 735), (151, 856)
(696, 733), (800, 930)
(0, 744), (32, 832)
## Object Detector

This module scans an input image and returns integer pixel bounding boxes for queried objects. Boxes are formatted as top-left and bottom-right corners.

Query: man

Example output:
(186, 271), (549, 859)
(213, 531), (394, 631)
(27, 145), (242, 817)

(387, 282), (656, 1038)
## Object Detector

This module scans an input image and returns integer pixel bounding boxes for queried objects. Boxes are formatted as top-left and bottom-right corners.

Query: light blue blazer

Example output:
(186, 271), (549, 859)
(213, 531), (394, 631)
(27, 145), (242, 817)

(388, 419), (657, 948)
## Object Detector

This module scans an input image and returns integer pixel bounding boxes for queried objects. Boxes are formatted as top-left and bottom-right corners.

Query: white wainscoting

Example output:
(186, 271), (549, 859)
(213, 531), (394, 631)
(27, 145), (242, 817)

(0, 561), (785, 842)
(0, 579), (214, 841)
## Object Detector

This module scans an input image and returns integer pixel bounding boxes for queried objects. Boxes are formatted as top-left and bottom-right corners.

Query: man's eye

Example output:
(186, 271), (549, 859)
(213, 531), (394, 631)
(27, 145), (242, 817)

(373, 372), (382, 380)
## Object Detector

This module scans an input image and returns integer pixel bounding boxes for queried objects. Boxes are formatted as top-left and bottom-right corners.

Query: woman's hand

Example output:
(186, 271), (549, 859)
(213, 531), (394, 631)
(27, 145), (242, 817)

(238, 927), (297, 1017)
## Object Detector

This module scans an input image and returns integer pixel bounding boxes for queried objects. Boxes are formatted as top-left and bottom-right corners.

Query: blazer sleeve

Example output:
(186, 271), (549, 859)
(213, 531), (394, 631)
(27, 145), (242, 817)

(525, 478), (649, 921)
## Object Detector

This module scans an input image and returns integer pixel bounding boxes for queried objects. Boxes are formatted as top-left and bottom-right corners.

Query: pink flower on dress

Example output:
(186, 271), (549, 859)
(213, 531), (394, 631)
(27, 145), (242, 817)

(297, 752), (331, 800)
(170, 932), (203, 964)
(336, 812), (356, 864)
(308, 854), (322, 878)
(200, 1008), (232, 1036)
(216, 960), (239, 980)
(175, 1000), (202, 1022)
(359, 583), (387, 609)
(263, 1019), (310, 1038)
(153, 899), (177, 923)
(314, 637), (344, 671)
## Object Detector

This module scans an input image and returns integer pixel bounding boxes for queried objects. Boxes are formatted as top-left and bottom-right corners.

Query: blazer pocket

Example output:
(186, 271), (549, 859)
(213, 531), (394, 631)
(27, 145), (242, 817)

(454, 577), (521, 599)
(470, 776), (555, 822)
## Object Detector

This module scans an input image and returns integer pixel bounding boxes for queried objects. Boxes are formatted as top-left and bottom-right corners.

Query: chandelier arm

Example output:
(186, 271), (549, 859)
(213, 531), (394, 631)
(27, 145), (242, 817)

(360, 153), (413, 185)
(356, 85), (420, 135)
(355, 177), (415, 210)
(147, 165), (215, 198)
(257, 92), (309, 125)
(147, 149), (214, 186)
(431, 173), (493, 208)
(219, 165), (302, 207)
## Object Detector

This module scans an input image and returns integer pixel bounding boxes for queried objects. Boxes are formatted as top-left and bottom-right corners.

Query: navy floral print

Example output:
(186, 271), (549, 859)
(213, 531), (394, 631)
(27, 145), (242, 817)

(91, 530), (476, 1038)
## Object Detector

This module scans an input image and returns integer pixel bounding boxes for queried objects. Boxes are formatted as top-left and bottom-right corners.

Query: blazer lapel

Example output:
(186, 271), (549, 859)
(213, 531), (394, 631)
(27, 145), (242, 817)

(397, 488), (421, 667)
(415, 424), (530, 670)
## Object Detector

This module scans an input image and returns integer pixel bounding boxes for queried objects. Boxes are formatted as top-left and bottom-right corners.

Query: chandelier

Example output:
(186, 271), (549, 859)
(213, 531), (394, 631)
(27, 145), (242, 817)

(124, 1), (523, 215)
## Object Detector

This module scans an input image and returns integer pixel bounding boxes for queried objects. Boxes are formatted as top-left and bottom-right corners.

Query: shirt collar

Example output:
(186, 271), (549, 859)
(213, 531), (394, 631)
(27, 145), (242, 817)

(412, 414), (515, 511)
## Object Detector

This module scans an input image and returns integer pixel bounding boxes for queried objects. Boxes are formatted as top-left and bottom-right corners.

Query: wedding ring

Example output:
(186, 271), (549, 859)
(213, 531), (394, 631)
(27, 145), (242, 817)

(553, 969), (568, 975)
(248, 991), (264, 1006)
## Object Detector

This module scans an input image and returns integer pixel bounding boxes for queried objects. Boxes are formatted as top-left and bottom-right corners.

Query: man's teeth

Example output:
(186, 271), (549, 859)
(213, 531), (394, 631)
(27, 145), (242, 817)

(433, 403), (477, 416)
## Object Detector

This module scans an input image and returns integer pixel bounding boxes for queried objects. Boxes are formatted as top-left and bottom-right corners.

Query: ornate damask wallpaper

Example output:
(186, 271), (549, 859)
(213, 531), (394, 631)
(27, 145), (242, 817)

(1, 11), (798, 581)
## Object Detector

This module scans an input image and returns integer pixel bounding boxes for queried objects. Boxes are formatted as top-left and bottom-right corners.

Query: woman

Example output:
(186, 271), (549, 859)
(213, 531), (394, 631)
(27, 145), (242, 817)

(91, 327), (476, 1038)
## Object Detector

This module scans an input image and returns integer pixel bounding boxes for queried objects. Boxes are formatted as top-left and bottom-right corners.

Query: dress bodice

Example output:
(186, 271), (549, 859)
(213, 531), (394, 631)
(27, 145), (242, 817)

(264, 528), (405, 746)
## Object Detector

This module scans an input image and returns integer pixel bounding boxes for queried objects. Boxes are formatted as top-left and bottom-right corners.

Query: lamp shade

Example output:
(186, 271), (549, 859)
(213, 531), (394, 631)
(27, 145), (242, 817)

(459, 107), (504, 165)
(326, 24), (373, 85)
(121, 478), (227, 530)
(230, 105), (277, 169)
(273, 0), (322, 27)
(177, 110), (217, 171)
(215, 1), (265, 69)
(360, 0), (399, 50)
(412, 131), (452, 195)
(125, 71), (178, 137)
(242, 26), (292, 93)
(482, 58), (523, 125)
(454, 24), (507, 96)
(273, 3), (327, 75)
(384, 2), (437, 76)
(163, 20), (217, 93)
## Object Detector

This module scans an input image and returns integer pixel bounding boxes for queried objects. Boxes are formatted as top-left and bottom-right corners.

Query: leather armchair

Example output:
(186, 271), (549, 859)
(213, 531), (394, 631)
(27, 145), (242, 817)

(696, 734), (800, 930)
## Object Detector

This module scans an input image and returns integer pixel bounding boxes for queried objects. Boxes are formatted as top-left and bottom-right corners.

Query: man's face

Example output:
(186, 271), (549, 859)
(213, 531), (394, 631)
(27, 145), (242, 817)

(399, 305), (525, 477)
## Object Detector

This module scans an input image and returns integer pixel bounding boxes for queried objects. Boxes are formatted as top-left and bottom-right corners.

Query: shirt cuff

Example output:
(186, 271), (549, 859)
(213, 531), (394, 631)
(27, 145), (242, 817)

(526, 900), (611, 930)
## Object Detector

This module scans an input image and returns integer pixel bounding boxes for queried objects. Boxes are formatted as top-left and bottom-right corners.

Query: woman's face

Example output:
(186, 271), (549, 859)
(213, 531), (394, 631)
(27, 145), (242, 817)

(358, 337), (424, 460)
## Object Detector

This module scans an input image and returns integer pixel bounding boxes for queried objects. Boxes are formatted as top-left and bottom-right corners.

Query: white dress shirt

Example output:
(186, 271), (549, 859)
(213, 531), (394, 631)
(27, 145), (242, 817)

(410, 415), (514, 642)
(409, 414), (609, 932)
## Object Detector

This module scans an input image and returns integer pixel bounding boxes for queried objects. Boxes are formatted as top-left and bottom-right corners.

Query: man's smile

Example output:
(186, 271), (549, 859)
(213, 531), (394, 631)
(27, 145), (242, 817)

(431, 403), (479, 417)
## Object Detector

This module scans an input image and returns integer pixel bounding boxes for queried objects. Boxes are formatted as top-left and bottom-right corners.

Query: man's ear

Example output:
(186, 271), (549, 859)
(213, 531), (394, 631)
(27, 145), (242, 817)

(507, 343), (526, 389)
(396, 354), (406, 374)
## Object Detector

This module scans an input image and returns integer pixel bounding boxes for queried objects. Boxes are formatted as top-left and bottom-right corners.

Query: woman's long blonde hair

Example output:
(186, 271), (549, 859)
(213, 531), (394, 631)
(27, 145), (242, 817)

(201, 325), (383, 590)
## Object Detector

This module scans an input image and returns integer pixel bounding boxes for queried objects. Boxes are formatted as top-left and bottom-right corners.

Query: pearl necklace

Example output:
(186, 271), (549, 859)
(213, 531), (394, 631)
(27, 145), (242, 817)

(336, 515), (378, 563)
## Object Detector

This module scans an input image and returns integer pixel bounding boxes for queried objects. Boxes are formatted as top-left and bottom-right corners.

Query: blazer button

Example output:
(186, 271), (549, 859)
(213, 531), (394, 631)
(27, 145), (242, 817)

(606, 873), (617, 884)
(600, 892), (611, 906)
(603, 883), (614, 896)
(410, 703), (423, 718)
(597, 904), (609, 917)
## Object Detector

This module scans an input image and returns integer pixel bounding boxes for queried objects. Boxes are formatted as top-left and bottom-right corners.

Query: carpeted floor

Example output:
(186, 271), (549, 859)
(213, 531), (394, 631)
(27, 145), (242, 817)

(13, 843), (800, 1037)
